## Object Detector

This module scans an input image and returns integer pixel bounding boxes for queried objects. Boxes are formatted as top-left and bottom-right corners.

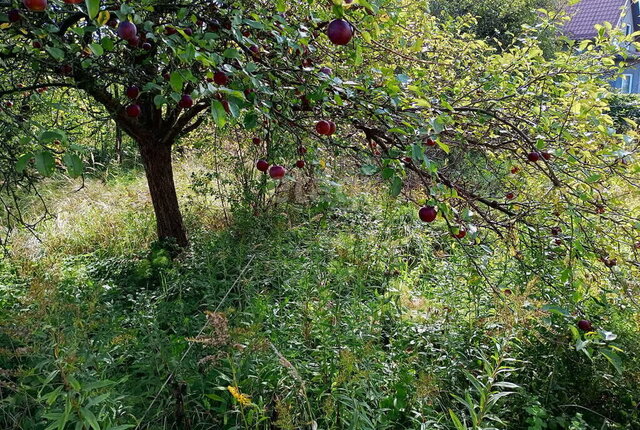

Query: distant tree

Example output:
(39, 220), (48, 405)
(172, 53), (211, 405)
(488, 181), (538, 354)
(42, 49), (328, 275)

(429, 0), (557, 48)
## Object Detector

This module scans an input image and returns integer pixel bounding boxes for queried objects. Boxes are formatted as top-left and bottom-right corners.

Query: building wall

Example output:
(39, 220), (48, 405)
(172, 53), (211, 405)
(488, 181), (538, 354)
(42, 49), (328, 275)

(612, 64), (640, 93)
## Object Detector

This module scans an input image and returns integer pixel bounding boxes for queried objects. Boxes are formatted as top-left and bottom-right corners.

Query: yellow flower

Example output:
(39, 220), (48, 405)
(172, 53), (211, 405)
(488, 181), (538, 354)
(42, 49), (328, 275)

(227, 385), (251, 406)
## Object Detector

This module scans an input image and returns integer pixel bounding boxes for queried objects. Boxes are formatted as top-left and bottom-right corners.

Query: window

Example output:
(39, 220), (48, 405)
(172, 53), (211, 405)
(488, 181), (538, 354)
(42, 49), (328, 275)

(620, 74), (633, 93)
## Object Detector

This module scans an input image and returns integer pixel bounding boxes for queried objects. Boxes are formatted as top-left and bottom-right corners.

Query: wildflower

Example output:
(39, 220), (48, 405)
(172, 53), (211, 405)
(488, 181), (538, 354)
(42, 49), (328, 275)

(227, 385), (251, 406)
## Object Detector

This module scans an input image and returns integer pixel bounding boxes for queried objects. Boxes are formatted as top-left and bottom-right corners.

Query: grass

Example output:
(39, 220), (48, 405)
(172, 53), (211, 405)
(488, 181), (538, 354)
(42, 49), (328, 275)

(1, 155), (639, 429)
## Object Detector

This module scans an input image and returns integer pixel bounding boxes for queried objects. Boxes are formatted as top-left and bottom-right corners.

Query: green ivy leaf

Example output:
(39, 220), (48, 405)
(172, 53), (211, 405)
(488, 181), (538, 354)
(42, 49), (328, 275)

(390, 176), (403, 197)
(360, 164), (378, 176)
(89, 43), (104, 56)
(169, 72), (185, 93)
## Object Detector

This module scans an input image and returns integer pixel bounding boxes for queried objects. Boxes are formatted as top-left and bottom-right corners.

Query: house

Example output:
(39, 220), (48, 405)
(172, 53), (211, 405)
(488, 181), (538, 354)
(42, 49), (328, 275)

(564, 0), (640, 93)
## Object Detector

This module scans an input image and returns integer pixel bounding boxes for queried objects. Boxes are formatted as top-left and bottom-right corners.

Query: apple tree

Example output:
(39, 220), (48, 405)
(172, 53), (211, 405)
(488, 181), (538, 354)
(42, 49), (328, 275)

(0, 0), (638, 282)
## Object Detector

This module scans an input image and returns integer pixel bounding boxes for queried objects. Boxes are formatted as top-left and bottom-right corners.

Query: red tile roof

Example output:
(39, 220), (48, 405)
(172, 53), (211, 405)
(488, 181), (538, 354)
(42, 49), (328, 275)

(564, 0), (628, 39)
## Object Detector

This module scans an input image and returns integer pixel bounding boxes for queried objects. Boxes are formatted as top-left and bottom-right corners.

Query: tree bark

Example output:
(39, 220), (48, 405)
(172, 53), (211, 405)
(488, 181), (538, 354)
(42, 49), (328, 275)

(138, 141), (188, 247)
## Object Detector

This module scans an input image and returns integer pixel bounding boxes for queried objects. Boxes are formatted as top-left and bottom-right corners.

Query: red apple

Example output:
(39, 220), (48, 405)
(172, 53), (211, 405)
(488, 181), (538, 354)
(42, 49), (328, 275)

(328, 121), (336, 136)
(165, 26), (177, 35)
(221, 99), (230, 113)
(8, 9), (21, 22)
(126, 104), (141, 117)
(551, 227), (560, 236)
(142, 42), (152, 50)
(298, 146), (307, 155)
(577, 319), (592, 331)
(418, 206), (437, 223)
(269, 165), (286, 179)
(315, 120), (331, 135)
(256, 159), (269, 172)
(527, 152), (541, 162)
(249, 45), (260, 56)
(214, 70), (228, 86)
(296, 160), (305, 168)
(23, 0), (47, 12)
(126, 86), (140, 99)
(453, 228), (467, 239)
(127, 36), (140, 48)
(425, 137), (436, 147)
(178, 94), (193, 109)
(506, 192), (515, 200)
(327, 19), (354, 45)
(107, 18), (118, 28)
(59, 64), (73, 75)
(32, 40), (43, 49)
(118, 21), (137, 41)
(183, 27), (193, 36)
(542, 152), (552, 160)
(510, 166), (520, 174)
(252, 137), (261, 145)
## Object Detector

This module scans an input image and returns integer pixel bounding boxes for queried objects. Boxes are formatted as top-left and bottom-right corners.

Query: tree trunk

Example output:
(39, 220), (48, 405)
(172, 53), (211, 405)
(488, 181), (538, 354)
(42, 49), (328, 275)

(138, 141), (188, 247)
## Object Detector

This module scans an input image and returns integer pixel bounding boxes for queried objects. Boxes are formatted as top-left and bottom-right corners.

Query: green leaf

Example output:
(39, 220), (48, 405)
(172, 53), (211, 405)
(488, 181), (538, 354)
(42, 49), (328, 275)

(211, 101), (227, 128)
(34, 151), (55, 177)
(390, 176), (403, 197)
(63, 153), (83, 178)
(46, 47), (65, 61)
(601, 349), (623, 374)
(40, 129), (66, 143)
(80, 407), (100, 430)
(243, 111), (257, 130)
(412, 144), (424, 161)
(360, 164), (378, 176)
(89, 43), (103, 56)
(437, 140), (450, 154)
(16, 153), (33, 173)
(170, 72), (185, 93)
(275, 0), (285, 12)
(86, 0), (100, 20)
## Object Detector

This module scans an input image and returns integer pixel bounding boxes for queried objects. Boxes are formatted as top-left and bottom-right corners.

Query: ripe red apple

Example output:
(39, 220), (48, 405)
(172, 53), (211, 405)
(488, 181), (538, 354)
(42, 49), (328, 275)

(418, 206), (437, 223)
(63, 0), (83, 3)
(296, 160), (305, 168)
(327, 19), (354, 45)
(328, 121), (336, 136)
(510, 166), (520, 174)
(527, 152), (541, 162)
(196, 19), (204, 27)
(214, 70), (228, 86)
(298, 146), (307, 155)
(269, 165), (286, 179)
(244, 88), (255, 97)
(106, 18), (118, 28)
(249, 45), (260, 57)
(221, 99), (230, 113)
(604, 258), (617, 268)
(252, 137), (261, 145)
(127, 36), (140, 48)
(551, 227), (560, 236)
(453, 228), (467, 239)
(126, 86), (140, 99)
(59, 64), (73, 75)
(320, 66), (333, 75)
(5, 101), (14, 108)
(165, 26), (177, 35)
(425, 137), (436, 147)
(316, 120), (331, 135)
(126, 104), (141, 117)
(256, 159), (269, 172)
(162, 72), (171, 81)
(8, 9), (21, 22)
(542, 151), (552, 160)
(635, 241), (640, 249)
(178, 94), (193, 109)
(183, 27), (193, 36)
(23, 0), (47, 11)
(503, 289), (512, 295)
(142, 42), (152, 51)
(118, 21), (137, 41)
(242, 29), (251, 37)
(596, 206), (605, 214)
(32, 40), (43, 49)
(577, 319), (592, 331)
(506, 192), (515, 200)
